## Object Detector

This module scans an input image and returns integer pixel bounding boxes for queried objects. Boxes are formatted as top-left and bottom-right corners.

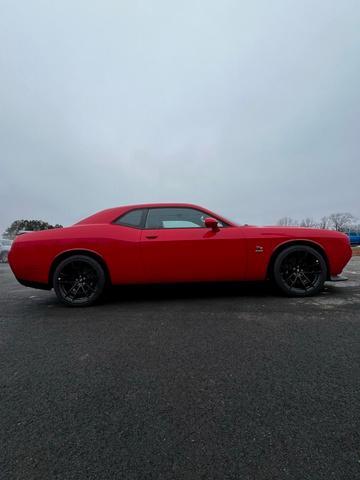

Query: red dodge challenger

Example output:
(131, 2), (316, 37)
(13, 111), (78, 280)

(8, 203), (352, 306)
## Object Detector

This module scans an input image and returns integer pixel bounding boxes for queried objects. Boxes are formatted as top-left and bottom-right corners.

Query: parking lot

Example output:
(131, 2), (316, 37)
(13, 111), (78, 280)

(1, 258), (360, 479)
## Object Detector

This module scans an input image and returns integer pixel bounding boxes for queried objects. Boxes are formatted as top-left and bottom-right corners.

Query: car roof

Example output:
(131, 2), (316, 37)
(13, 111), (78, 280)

(76, 203), (236, 226)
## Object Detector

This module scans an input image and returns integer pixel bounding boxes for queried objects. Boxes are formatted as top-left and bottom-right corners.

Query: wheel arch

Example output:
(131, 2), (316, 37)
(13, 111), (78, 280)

(267, 240), (330, 280)
(48, 249), (111, 287)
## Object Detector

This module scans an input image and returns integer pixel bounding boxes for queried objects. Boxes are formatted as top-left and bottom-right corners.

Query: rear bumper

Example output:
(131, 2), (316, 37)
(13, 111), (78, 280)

(17, 278), (51, 290)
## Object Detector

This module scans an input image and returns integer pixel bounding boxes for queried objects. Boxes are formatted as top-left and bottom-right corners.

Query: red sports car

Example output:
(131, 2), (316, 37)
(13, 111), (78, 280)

(8, 203), (352, 306)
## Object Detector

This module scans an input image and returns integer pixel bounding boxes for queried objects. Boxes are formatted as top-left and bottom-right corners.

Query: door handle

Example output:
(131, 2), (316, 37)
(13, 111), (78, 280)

(145, 235), (158, 239)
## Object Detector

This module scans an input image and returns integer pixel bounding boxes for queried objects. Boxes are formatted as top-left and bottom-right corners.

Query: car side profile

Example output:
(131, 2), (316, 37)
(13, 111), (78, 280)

(8, 203), (352, 306)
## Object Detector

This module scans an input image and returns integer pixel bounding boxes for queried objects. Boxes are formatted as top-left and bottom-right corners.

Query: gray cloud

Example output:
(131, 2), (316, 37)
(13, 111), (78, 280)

(1, 0), (360, 232)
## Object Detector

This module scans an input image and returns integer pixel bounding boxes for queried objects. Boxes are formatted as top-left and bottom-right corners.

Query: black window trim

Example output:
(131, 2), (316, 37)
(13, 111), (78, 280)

(113, 206), (230, 230)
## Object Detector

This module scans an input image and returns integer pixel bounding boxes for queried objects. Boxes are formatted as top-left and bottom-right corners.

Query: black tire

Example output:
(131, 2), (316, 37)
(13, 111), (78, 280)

(0, 252), (8, 263)
(272, 245), (327, 297)
(53, 255), (106, 307)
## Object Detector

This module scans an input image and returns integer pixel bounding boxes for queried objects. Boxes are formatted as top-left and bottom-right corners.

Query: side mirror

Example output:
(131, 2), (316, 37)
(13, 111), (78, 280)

(204, 217), (219, 230)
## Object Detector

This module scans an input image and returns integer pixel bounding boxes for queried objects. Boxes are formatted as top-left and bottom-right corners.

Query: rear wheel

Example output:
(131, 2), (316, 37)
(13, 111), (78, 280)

(272, 245), (327, 297)
(53, 255), (106, 306)
(0, 251), (8, 263)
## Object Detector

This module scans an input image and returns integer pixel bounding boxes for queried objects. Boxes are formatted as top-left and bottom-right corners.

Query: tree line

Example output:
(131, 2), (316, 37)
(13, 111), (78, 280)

(2, 220), (63, 239)
(277, 212), (359, 232)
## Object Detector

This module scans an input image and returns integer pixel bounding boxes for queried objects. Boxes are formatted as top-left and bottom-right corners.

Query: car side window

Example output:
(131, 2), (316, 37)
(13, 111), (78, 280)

(145, 207), (224, 229)
(115, 209), (145, 228)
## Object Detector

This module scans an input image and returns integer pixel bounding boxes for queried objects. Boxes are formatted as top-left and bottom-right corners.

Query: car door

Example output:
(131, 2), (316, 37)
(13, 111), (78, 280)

(140, 207), (246, 283)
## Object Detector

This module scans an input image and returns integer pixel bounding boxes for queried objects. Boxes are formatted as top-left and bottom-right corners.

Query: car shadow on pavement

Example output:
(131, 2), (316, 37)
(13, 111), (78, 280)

(102, 281), (276, 305)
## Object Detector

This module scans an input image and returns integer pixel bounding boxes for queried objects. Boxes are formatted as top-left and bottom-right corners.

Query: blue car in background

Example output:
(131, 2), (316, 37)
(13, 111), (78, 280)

(348, 231), (360, 245)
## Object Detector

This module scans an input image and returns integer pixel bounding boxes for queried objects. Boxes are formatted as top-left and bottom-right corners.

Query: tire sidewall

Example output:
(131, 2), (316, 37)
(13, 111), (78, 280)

(273, 245), (327, 297)
(53, 255), (106, 307)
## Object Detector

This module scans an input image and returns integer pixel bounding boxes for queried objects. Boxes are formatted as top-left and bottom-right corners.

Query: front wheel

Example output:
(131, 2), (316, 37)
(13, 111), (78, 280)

(272, 245), (327, 297)
(53, 255), (106, 307)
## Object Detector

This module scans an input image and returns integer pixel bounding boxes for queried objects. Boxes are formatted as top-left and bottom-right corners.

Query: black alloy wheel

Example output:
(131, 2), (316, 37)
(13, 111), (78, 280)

(53, 255), (106, 306)
(273, 245), (327, 297)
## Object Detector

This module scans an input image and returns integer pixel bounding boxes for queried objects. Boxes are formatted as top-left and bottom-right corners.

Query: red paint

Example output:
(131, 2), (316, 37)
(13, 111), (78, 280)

(8, 203), (352, 288)
(204, 217), (219, 230)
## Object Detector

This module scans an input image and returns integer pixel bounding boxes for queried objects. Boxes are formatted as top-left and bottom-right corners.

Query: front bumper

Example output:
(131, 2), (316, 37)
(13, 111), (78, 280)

(329, 275), (348, 282)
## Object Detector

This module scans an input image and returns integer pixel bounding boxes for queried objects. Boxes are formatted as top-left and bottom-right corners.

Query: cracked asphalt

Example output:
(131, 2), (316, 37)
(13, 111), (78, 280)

(1, 258), (360, 480)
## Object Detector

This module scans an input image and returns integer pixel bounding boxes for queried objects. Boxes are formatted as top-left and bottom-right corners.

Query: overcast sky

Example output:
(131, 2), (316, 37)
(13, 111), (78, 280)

(1, 0), (360, 232)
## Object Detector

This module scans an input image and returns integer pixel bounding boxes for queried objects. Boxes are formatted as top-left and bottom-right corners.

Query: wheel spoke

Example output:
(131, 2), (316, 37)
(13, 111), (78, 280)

(285, 272), (297, 284)
(65, 282), (80, 299)
(297, 273), (309, 290)
(301, 272), (312, 284)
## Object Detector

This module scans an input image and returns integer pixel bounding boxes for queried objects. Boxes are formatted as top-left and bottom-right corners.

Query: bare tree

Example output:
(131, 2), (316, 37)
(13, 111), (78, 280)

(319, 216), (330, 229)
(300, 217), (317, 228)
(328, 213), (356, 232)
(277, 216), (298, 226)
(276, 213), (357, 231)
(351, 223), (360, 233)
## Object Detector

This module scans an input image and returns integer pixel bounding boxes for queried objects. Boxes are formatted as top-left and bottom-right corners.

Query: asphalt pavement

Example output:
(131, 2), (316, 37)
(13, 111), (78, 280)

(1, 259), (360, 480)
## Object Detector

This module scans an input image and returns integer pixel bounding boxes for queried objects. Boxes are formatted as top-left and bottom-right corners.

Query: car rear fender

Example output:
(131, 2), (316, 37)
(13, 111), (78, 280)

(49, 249), (111, 287)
